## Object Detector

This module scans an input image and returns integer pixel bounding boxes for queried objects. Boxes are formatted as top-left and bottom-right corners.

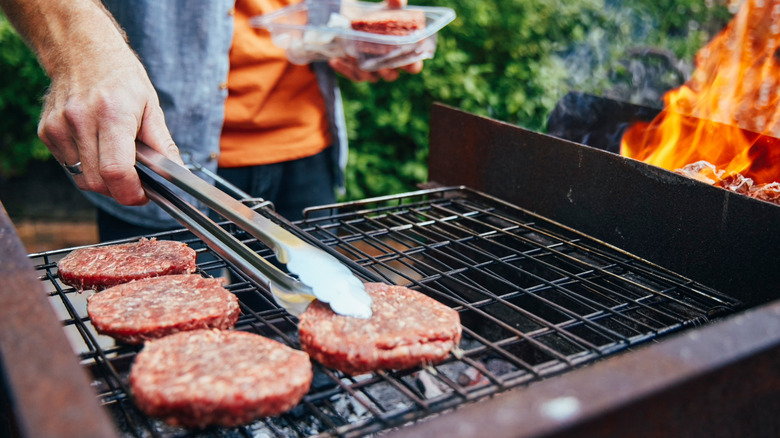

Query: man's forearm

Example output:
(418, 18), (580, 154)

(0, 0), (129, 80)
(0, 0), (181, 206)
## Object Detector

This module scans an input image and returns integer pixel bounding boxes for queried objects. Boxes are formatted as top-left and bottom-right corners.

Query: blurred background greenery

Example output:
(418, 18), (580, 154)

(0, 0), (733, 200)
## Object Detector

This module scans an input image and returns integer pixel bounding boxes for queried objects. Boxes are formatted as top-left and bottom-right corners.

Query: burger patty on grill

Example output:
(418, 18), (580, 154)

(58, 238), (197, 291)
(87, 274), (240, 344)
(298, 282), (462, 375)
(130, 329), (313, 428)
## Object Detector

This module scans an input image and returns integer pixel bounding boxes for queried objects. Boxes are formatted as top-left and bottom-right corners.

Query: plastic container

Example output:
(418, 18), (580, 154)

(250, 1), (456, 71)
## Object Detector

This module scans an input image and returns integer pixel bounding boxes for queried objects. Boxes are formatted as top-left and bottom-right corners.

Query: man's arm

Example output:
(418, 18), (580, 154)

(0, 0), (181, 206)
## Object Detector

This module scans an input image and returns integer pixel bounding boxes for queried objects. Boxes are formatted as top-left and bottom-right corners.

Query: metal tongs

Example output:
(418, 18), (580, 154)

(134, 142), (372, 318)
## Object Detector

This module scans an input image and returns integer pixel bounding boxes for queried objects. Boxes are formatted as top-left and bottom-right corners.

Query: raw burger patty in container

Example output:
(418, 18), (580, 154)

(87, 274), (240, 344)
(350, 9), (426, 35)
(298, 282), (462, 375)
(130, 329), (313, 428)
(350, 9), (426, 56)
(58, 238), (197, 290)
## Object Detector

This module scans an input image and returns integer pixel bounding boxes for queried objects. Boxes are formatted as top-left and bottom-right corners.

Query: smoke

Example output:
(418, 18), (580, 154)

(556, 1), (732, 108)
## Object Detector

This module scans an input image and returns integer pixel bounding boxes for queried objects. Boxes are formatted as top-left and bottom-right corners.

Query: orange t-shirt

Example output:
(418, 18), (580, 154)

(220, 0), (331, 168)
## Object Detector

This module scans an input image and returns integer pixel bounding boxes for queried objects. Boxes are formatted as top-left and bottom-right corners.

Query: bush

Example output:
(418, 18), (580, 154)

(0, 13), (50, 178)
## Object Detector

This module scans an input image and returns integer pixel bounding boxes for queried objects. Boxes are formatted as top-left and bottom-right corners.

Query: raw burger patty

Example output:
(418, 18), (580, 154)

(351, 9), (426, 35)
(87, 274), (240, 344)
(351, 9), (426, 56)
(58, 238), (197, 290)
(298, 282), (461, 375)
(130, 329), (313, 428)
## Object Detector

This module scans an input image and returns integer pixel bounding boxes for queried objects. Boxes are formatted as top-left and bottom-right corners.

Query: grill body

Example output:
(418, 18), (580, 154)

(422, 103), (780, 437)
(0, 104), (778, 438)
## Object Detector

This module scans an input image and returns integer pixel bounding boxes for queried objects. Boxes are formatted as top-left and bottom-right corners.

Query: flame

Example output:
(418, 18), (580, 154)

(621, 0), (780, 186)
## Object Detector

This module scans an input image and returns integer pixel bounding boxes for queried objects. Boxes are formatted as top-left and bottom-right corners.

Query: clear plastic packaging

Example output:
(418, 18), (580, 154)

(250, 1), (456, 71)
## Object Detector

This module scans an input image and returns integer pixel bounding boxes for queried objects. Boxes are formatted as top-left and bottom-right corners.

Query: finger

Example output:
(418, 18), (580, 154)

(61, 95), (114, 196)
(38, 97), (114, 197)
(137, 103), (184, 166)
(401, 60), (424, 75)
(91, 100), (148, 206)
(377, 68), (400, 82)
(329, 58), (378, 82)
(38, 107), (79, 169)
(329, 58), (358, 81)
(39, 118), (91, 186)
(98, 138), (148, 206)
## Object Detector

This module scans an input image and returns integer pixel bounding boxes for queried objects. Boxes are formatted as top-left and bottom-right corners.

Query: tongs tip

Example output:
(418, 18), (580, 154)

(286, 248), (373, 319)
(327, 279), (373, 319)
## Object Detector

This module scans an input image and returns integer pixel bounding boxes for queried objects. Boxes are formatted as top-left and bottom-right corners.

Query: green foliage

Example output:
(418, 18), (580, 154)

(339, 0), (731, 201)
(0, 13), (50, 178)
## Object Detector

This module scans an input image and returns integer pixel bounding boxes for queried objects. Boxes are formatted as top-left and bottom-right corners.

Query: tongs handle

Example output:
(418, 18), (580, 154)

(135, 143), (316, 314)
(136, 142), (298, 258)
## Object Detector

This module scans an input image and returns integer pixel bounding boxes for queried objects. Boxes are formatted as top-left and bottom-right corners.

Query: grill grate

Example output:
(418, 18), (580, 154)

(28, 187), (741, 438)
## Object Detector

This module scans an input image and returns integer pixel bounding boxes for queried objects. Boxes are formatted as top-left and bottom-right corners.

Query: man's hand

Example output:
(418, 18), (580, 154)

(1, 0), (182, 206)
(39, 46), (180, 206)
(328, 57), (423, 83)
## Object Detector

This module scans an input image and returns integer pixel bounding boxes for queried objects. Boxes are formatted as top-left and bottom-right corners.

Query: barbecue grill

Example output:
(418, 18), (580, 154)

(0, 104), (778, 438)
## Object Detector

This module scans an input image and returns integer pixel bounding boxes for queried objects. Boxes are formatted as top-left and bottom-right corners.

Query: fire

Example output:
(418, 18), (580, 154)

(621, 0), (780, 202)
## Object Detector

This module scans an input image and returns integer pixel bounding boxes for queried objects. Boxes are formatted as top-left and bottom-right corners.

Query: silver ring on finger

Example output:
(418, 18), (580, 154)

(61, 161), (83, 176)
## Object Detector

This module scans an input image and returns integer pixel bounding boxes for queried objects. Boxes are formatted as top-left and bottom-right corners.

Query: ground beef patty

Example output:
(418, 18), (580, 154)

(130, 329), (313, 428)
(350, 9), (427, 56)
(351, 9), (426, 35)
(87, 274), (240, 344)
(58, 238), (197, 290)
(298, 282), (461, 375)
